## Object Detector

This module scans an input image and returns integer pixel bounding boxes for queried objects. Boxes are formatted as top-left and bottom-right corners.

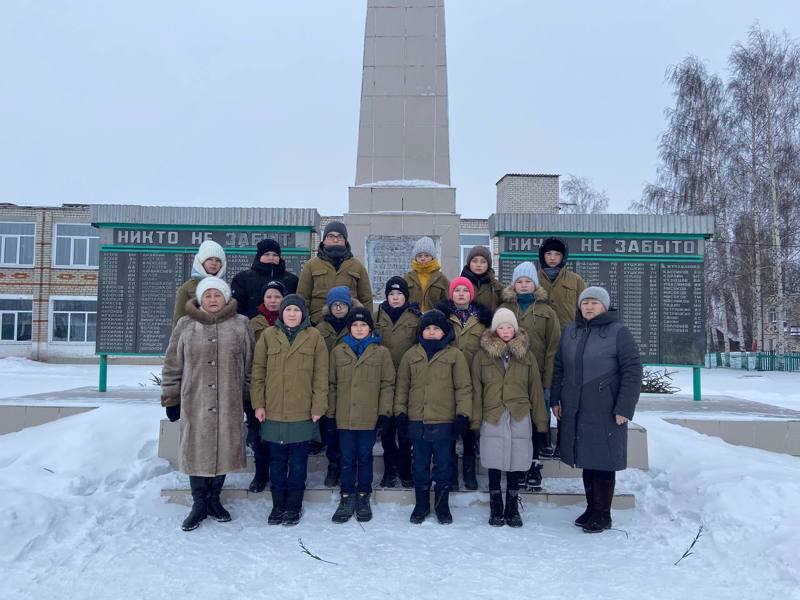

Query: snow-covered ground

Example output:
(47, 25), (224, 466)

(1, 359), (799, 599)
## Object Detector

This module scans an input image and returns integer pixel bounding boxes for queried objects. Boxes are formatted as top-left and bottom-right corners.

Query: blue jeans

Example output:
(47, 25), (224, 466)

(338, 429), (377, 494)
(408, 421), (454, 490)
(268, 441), (309, 492)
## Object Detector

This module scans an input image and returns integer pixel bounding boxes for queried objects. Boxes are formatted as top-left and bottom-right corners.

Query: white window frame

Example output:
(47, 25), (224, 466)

(459, 232), (491, 268)
(768, 308), (777, 324)
(0, 294), (33, 343)
(0, 222), (36, 267)
(49, 295), (97, 344)
(52, 223), (100, 269)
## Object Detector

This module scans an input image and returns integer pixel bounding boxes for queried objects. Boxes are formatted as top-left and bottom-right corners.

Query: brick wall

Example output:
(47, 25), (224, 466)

(496, 174), (560, 213)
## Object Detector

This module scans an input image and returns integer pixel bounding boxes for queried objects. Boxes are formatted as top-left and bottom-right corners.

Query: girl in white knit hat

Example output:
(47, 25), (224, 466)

(172, 240), (228, 325)
(470, 307), (548, 527)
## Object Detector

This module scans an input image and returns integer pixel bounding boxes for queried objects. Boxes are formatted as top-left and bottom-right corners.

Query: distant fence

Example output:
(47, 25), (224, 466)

(705, 351), (800, 372)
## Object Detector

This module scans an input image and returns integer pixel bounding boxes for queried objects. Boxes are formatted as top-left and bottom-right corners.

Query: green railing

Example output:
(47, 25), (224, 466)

(705, 351), (800, 372)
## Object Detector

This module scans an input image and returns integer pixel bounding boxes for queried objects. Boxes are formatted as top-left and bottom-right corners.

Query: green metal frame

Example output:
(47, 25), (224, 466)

(93, 223), (312, 232)
(100, 245), (311, 254)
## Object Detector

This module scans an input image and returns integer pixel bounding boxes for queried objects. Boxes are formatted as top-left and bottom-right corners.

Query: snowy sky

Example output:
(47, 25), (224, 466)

(1, 1), (798, 218)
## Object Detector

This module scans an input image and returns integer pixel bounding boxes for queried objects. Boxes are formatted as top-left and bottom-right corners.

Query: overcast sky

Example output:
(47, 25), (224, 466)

(1, 1), (797, 217)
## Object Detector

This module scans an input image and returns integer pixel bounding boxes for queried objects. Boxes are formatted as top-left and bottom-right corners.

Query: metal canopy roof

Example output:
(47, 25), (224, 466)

(489, 213), (715, 236)
(91, 205), (321, 230)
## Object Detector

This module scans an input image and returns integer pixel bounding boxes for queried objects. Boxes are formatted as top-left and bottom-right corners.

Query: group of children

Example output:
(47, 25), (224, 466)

(163, 223), (586, 531)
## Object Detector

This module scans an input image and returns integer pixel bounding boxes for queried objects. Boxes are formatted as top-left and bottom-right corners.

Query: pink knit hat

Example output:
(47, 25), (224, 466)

(448, 276), (475, 300)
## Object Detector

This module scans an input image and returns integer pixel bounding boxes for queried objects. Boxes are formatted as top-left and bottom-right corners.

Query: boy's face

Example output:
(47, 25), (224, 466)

(260, 251), (280, 265)
(514, 277), (535, 294)
(350, 321), (370, 340)
(415, 252), (433, 265)
(282, 305), (303, 326)
(469, 256), (488, 275)
(202, 257), (222, 276)
(263, 289), (284, 312)
(330, 301), (350, 319)
(324, 232), (346, 247)
(387, 290), (406, 308)
(451, 285), (471, 308)
(201, 289), (225, 313)
(422, 325), (445, 340)
(496, 323), (516, 342)
(544, 250), (563, 268)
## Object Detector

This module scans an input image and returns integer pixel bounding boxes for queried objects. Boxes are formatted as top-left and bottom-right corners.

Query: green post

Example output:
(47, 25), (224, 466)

(99, 354), (108, 393)
(692, 366), (701, 401)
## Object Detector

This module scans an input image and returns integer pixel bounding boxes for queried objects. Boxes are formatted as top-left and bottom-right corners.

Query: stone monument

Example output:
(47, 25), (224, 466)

(344, 0), (461, 302)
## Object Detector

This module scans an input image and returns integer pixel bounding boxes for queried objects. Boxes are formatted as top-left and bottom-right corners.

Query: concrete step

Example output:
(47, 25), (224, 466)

(162, 486), (635, 509)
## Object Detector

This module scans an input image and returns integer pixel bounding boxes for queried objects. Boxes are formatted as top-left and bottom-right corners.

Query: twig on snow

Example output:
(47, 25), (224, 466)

(609, 527), (629, 539)
(42, 467), (55, 474)
(298, 538), (338, 565)
(674, 525), (704, 566)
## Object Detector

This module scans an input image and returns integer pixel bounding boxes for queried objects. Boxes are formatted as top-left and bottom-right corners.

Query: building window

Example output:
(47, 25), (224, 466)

(0, 222), (35, 266)
(51, 298), (97, 343)
(0, 297), (33, 342)
(54, 223), (99, 268)
(460, 233), (491, 267)
(768, 308), (777, 323)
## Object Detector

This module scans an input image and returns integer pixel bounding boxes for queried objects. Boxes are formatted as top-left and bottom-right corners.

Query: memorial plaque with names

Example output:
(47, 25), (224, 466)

(366, 235), (440, 303)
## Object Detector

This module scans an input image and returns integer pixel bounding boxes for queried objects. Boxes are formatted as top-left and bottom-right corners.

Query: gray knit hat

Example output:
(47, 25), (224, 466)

(578, 286), (610, 311)
(323, 221), (348, 240)
(511, 261), (539, 287)
(412, 236), (437, 259)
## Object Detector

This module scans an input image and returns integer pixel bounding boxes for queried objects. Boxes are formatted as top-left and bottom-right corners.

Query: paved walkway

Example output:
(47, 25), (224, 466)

(639, 393), (800, 419)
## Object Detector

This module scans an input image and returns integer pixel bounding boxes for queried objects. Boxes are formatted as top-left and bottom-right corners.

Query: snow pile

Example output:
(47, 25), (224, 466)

(356, 179), (451, 188)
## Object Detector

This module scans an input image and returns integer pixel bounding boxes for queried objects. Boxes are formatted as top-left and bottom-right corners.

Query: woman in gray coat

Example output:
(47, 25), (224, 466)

(551, 286), (642, 533)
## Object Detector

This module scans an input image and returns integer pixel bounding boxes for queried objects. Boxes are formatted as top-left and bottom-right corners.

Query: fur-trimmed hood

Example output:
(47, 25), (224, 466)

(184, 297), (239, 324)
(479, 327), (530, 360)
(321, 297), (363, 318)
(500, 285), (549, 305)
(435, 299), (493, 326)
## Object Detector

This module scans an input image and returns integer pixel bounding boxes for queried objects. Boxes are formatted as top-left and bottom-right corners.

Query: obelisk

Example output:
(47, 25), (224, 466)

(345, 0), (461, 302)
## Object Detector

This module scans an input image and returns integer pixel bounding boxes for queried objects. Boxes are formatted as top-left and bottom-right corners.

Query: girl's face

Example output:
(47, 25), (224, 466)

(330, 301), (350, 319)
(469, 255), (489, 275)
(496, 323), (516, 342)
(259, 251), (280, 265)
(451, 285), (472, 308)
(415, 252), (433, 265)
(387, 290), (406, 308)
(201, 289), (225, 313)
(202, 257), (222, 276)
(350, 321), (370, 340)
(422, 325), (445, 340)
(282, 305), (303, 327)
(263, 289), (284, 312)
(514, 277), (535, 294)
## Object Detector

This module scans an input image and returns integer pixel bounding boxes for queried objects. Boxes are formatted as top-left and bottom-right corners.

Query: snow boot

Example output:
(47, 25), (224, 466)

(574, 470), (594, 527)
(525, 461), (543, 491)
(399, 470), (414, 489)
(283, 489), (304, 526)
(504, 490), (523, 527)
(380, 468), (398, 488)
(268, 490), (286, 525)
(331, 493), (356, 524)
(488, 491), (505, 527)
(434, 487), (453, 525)
(450, 457), (460, 491)
(181, 476), (209, 531)
(355, 492), (373, 522)
(582, 477), (614, 533)
(462, 455), (478, 491)
(207, 475), (231, 522)
(324, 462), (340, 488)
(249, 472), (268, 494)
(410, 488), (430, 524)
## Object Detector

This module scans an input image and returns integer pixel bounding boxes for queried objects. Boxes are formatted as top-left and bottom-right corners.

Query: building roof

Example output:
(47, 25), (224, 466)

(91, 205), (321, 230)
(496, 173), (560, 185)
(489, 213), (715, 236)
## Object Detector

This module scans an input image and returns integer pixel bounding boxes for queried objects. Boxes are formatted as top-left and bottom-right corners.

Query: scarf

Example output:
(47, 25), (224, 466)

(343, 332), (381, 358)
(418, 326), (455, 361)
(324, 312), (349, 333)
(251, 259), (286, 278)
(517, 292), (535, 314)
(460, 266), (491, 287)
(380, 300), (408, 324)
(412, 258), (441, 294)
(449, 300), (479, 326)
(276, 317), (311, 344)
(318, 243), (352, 270)
(257, 304), (280, 326)
(543, 266), (561, 282)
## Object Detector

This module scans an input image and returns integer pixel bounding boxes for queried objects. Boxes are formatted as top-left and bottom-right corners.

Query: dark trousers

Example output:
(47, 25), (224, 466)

(268, 441), (309, 492)
(452, 428), (477, 459)
(244, 402), (271, 476)
(409, 421), (454, 490)
(380, 415), (412, 478)
(488, 469), (522, 491)
(532, 430), (549, 461)
(584, 468), (615, 482)
(253, 437), (271, 477)
(339, 429), (377, 494)
(320, 416), (341, 466)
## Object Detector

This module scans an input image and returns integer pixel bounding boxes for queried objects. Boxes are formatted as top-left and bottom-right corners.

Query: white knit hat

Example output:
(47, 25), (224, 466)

(192, 240), (227, 279)
(196, 276), (231, 304)
(412, 236), (437, 259)
(511, 261), (539, 287)
(490, 307), (519, 332)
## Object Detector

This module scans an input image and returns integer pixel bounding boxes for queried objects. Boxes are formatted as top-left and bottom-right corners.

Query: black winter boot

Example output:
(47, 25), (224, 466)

(574, 470), (594, 527)
(434, 487), (453, 524)
(324, 462), (340, 488)
(380, 468), (398, 488)
(399, 470), (414, 489)
(181, 476), (209, 531)
(207, 475), (231, 522)
(462, 455), (478, 491)
(488, 491), (504, 527)
(355, 492), (373, 522)
(450, 457), (460, 490)
(410, 488), (430, 524)
(283, 489), (304, 526)
(248, 473), (268, 494)
(268, 490), (286, 525)
(504, 490), (523, 528)
(331, 493), (356, 523)
(525, 461), (543, 491)
(582, 477), (614, 533)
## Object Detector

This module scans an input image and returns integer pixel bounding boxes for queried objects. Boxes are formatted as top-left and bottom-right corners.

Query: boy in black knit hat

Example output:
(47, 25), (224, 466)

(232, 238), (299, 319)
